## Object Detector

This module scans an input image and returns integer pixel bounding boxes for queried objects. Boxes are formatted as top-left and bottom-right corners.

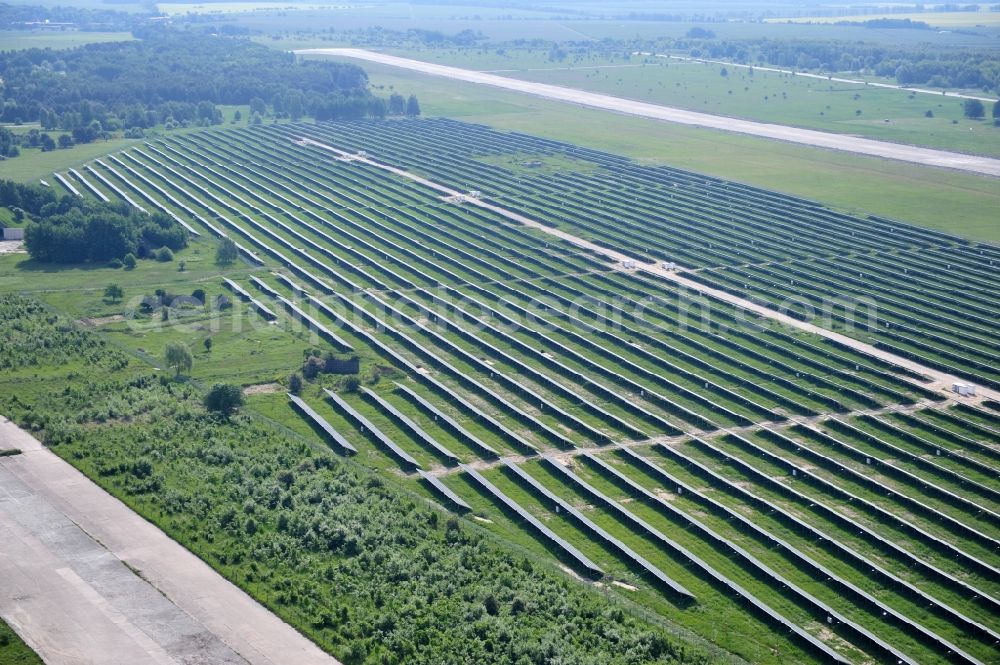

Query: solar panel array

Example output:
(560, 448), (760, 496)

(68, 117), (1000, 665)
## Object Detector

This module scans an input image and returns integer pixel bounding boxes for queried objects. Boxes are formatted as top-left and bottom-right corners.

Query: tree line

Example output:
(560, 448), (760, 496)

(683, 36), (1000, 94)
(1, 179), (187, 264)
(0, 29), (413, 142)
(0, 2), (153, 33)
(491, 33), (1000, 95)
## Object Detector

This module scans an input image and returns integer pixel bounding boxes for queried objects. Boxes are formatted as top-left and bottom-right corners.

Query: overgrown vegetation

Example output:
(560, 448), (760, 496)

(0, 296), (129, 374)
(0, 617), (43, 665)
(0, 294), (716, 665)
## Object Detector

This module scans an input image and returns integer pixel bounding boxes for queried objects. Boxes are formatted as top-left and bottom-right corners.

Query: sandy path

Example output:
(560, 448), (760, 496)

(0, 416), (340, 665)
(299, 136), (1000, 403)
(0, 240), (24, 255)
(297, 48), (1000, 178)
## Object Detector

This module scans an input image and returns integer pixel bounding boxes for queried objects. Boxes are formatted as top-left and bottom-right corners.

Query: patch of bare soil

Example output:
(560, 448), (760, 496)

(243, 383), (282, 396)
(0, 240), (25, 255)
(79, 315), (125, 327)
(653, 487), (677, 501)
(612, 580), (638, 591)
(559, 564), (584, 582)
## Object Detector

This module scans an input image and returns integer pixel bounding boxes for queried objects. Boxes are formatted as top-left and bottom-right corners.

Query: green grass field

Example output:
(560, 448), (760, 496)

(0, 619), (42, 665)
(354, 59), (1000, 243)
(0, 106), (251, 185)
(361, 48), (1000, 158)
(0, 139), (139, 183)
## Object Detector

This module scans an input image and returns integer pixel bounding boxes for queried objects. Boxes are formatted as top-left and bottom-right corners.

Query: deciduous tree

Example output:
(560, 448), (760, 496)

(216, 237), (238, 265)
(104, 283), (123, 303)
(165, 341), (193, 378)
(204, 383), (244, 415)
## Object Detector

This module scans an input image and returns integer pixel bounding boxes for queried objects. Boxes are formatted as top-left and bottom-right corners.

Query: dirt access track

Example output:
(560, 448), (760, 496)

(0, 416), (340, 665)
(298, 48), (1000, 178)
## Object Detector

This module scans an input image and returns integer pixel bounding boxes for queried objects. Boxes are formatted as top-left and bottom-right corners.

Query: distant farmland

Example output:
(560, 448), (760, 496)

(53, 118), (1000, 665)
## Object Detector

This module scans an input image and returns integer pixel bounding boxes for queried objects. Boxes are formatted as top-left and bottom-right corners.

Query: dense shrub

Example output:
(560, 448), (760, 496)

(204, 383), (245, 415)
(154, 246), (174, 262)
(0, 295), (129, 372)
(215, 237), (239, 265)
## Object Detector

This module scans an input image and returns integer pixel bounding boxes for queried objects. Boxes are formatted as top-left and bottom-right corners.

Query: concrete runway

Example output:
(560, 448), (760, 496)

(299, 48), (1000, 178)
(0, 417), (339, 665)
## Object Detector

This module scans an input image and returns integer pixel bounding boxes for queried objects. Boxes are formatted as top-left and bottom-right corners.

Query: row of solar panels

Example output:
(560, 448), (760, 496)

(541, 272), (903, 410)
(294, 122), (824, 270)
(99, 132), (928, 454)
(295, 123), (775, 269)
(266, 273), (541, 456)
(103, 148), (261, 263)
(818, 418), (1000, 514)
(310, 117), (966, 260)
(235, 130), (597, 279)
(107, 147), (266, 263)
(293, 350), (993, 662)
(127, 144), (368, 293)
(780, 419), (1000, 536)
(148, 132), (588, 300)
(172, 133), (752, 440)
(572, 452), (930, 665)
(331, 116), (982, 271)
(687, 268), (1000, 390)
(109, 135), (984, 488)
(195, 124), (1000, 660)
(714, 260), (997, 353)
(459, 280), (763, 428)
(707, 433), (999, 583)
(891, 410), (1000, 465)
(810, 248), (999, 314)
(180, 127), (908, 430)
(619, 445), (999, 653)
(654, 440), (1000, 637)
(288, 374), (997, 665)
(486, 271), (901, 418)
(154, 127), (928, 436)
(387, 289), (652, 439)
(700, 261), (998, 371)
(754, 255), (998, 333)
